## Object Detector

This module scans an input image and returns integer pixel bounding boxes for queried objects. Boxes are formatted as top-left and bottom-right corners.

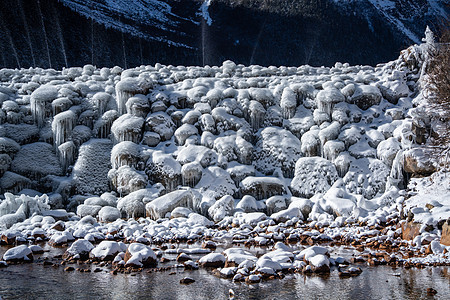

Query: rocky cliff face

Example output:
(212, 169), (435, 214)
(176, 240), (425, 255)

(0, 0), (447, 69)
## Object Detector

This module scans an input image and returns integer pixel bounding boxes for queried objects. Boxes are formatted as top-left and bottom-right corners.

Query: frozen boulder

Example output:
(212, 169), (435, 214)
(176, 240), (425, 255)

(323, 140), (345, 162)
(316, 88), (345, 117)
(177, 144), (218, 168)
(181, 162), (203, 188)
(266, 196), (288, 215)
(196, 166), (237, 200)
(350, 85), (382, 110)
(111, 141), (141, 169)
(377, 137), (401, 168)
(98, 206), (121, 222)
(116, 77), (152, 115)
(126, 95), (150, 118)
(291, 157), (338, 198)
(301, 129), (320, 157)
(240, 177), (287, 200)
(403, 148), (437, 176)
(146, 151), (181, 192)
(145, 112), (176, 141)
(174, 123), (198, 146)
(236, 195), (259, 213)
(146, 190), (193, 220)
(208, 195), (235, 222)
(117, 194), (146, 219)
(111, 114), (144, 144)
(76, 204), (102, 218)
(108, 166), (147, 196)
(280, 87), (297, 119)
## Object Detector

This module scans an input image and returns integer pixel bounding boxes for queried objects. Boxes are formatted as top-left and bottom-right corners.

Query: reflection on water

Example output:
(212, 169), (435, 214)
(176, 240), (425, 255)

(0, 245), (449, 300)
(0, 262), (449, 299)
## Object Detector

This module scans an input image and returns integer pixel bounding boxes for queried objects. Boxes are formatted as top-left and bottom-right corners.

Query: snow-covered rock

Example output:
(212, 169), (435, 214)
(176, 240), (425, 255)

(124, 243), (157, 268)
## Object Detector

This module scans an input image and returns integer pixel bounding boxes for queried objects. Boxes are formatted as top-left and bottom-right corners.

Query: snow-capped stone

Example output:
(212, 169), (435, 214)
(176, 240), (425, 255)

(208, 195), (235, 222)
(199, 253), (226, 268)
(2, 245), (33, 262)
(63, 239), (94, 260)
(124, 243), (157, 268)
(90, 241), (125, 260)
(98, 206), (121, 222)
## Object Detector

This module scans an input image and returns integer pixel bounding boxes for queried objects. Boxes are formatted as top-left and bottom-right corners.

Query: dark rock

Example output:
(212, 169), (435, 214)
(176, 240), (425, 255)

(180, 277), (195, 285)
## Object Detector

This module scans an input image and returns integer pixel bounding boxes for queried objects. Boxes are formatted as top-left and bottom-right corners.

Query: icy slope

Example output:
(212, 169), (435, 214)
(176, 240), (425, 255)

(0, 33), (447, 234)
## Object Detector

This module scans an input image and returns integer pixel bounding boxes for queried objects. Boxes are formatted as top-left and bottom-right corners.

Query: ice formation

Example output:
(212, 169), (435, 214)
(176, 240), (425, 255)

(0, 32), (448, 259)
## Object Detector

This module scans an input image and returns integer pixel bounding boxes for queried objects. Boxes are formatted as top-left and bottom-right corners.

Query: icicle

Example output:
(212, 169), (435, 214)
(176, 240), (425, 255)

(280, 87), (296, 119)
(116, 77), (152, 115)
(31, 97), (46, 128)
(92, 92), (111, 117)
(249, 100), (265, 131)
(181, 162), (203, 188)
(58, 141), (75, 174)
(52, 110), (76, 149)
(94, 110), (118, 139)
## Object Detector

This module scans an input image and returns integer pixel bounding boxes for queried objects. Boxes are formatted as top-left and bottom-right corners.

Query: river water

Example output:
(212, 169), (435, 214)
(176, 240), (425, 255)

(0, 245), (449, 300)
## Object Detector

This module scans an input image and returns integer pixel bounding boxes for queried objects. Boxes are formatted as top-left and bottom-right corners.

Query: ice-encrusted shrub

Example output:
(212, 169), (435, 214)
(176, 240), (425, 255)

(290, 157), (339, 198)
(11, 142), (62, 180)
(254, 127), (301, 178)
(343, 158), (390, 199)
(72, 139), (113, 195)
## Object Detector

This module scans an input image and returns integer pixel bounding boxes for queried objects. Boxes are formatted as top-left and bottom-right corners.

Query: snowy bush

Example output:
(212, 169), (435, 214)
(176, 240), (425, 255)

(290, 157), (339, 198)
(254, 127), (301, 178)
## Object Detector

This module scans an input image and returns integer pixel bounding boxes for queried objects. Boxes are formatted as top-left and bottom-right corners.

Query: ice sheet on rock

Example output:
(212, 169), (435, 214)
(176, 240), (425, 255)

(240, 176), (288, 200)
(108, 166), (147, 196)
